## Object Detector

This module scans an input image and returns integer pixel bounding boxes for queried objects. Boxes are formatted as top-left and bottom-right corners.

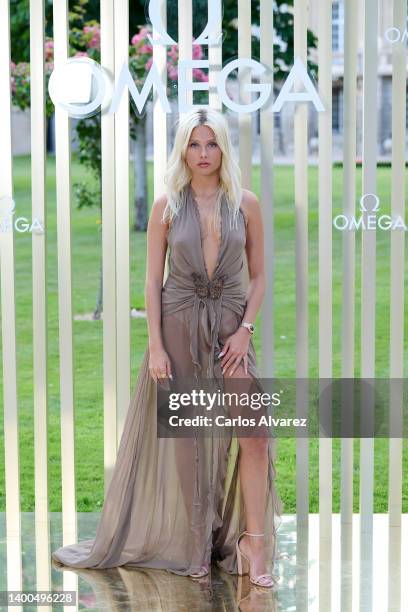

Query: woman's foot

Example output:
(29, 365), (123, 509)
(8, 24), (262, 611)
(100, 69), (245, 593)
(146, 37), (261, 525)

(239, 534), (267, 577)
(236, 532), (278, 588)
(189, 565), (209, 579)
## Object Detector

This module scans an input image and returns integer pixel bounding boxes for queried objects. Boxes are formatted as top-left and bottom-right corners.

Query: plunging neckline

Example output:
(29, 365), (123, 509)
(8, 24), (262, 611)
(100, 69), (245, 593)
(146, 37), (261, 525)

(189, 184), (223, 283)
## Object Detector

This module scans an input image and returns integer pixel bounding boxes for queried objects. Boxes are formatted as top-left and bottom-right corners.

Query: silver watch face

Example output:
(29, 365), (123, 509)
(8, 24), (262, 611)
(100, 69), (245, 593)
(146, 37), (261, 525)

(242, 323), (254, 333)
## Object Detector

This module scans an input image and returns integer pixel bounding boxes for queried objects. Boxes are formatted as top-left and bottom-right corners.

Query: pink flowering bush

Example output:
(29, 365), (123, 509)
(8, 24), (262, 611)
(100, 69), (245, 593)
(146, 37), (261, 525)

(11, 22), (209, 117)
(10, 36), (55, 118)
(129, 24), (208, 100)
(10, 22), (209, 216)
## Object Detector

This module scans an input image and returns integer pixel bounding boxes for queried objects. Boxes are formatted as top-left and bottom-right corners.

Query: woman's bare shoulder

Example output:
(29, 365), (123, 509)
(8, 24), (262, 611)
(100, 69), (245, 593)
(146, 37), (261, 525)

(151, 193), (168, 215)
(149, 193), (169, 224)
(240, 189), (261, 226)
(150, 193), (174, 239)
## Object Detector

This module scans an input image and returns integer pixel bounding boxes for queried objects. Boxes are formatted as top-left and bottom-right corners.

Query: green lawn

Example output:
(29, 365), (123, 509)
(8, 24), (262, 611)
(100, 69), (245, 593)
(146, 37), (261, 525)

(0, 155), (407, 513)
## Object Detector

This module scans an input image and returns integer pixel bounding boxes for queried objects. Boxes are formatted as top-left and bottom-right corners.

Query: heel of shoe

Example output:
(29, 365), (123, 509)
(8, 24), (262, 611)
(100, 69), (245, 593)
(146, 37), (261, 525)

(236, 534), (250, 576)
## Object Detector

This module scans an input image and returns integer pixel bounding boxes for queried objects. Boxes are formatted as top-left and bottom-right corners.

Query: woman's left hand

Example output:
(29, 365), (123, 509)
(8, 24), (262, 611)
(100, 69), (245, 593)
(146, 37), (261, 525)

(218, 327), (251, 376)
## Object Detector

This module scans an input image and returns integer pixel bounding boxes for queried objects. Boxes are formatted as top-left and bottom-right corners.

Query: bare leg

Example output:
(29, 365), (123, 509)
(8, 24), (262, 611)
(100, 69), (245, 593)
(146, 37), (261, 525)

(237, 436), (270, 577)
(223, 364), (271, 578)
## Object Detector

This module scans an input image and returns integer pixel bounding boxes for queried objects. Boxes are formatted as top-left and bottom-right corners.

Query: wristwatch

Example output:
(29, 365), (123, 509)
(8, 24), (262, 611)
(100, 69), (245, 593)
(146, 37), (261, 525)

(240, 321), (255, 334)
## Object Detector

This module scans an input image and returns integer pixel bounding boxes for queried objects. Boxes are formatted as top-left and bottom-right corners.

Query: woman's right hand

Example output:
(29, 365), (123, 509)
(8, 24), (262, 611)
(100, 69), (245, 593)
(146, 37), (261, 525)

(148, 346), (173, 382)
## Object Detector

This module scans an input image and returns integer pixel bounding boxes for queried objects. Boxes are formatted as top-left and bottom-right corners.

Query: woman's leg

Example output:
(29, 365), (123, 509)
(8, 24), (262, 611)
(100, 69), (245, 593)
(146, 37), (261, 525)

(223, 363), (271, 578)
(237, 436), (270, 577)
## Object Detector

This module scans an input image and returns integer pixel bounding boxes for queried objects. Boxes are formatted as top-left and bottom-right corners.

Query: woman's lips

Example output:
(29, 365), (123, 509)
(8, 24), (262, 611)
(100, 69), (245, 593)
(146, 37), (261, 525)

(198, 162), (210, 167)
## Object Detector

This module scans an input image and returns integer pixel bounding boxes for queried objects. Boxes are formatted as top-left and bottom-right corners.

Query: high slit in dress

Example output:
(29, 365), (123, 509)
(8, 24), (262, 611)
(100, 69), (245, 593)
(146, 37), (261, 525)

(51, 182), (283, 576)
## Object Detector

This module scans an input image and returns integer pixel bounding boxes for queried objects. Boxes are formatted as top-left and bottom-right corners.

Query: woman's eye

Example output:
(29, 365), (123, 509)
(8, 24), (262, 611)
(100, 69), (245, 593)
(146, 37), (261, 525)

(189, 142), (217, 148)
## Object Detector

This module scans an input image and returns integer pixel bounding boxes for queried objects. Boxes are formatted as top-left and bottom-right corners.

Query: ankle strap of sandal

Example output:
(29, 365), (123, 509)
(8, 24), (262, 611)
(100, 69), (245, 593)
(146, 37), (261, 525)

(244, 531), (265, 537)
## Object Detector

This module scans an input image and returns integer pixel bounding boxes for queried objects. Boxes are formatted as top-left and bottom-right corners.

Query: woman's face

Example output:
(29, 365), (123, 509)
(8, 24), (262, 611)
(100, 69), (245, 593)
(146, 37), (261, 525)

(185, 125), (222, 176)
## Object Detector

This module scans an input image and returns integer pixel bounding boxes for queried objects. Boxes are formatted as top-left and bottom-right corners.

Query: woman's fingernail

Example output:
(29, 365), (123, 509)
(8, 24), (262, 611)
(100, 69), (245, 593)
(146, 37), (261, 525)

(219, 351), (224, 357)
(169, 374), (173, 379)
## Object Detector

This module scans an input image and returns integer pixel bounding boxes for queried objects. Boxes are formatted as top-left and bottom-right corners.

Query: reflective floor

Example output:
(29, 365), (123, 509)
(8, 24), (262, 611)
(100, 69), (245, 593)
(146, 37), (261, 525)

(0, 514), (407, 611)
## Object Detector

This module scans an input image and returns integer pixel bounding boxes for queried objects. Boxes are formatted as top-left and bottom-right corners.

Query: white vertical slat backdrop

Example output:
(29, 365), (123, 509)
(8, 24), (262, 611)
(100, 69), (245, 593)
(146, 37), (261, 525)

(388, 0), (406, 608)
(340, 1), (359, 610)
(53, 0), (77, 549)
(293, 0), (309, 528)
(178, 0), (193, 113)
(0, 0), (23, 600)
(208, 0), (222, 110)
(259, 0), (274, 377)
(238, 0), (252, 190)
(100, 0), (118, 491)
(30, 0), (51, 601)
(153, 0), (168, 283)
(52, 0), (79, 601)
(360, 1), (379, 609)
(114, 0), (130, 442)
(1, 0), (407, 603)
(318, 0), (333, 609)
(388, 0), (406, 526)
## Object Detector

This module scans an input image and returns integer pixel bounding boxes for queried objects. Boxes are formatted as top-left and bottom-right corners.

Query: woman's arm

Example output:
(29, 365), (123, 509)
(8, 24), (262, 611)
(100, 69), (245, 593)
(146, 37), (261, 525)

(145, 194), (169, 351)
(241, 189), (266, 324)
(219, 190), (265, 376)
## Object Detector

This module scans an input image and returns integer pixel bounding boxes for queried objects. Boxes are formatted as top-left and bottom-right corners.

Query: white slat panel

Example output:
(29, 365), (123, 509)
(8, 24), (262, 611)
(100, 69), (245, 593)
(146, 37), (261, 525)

(208, 0), (222, 109)
(340, 3), (359, 607)
(30, 0), (51, 599)
(101, 0), (118, 491)
(294, 0), (309, 526)
(152, 1), (168, 277)
(52, 0), (78, 602)
(114, 0), (130, 442)
(360, 1), (379, 609)
(259, 0), (274, 377)
(318, 0), (333, 608)
(341, 0), (358, 518)
(52, 0), (76, 547)
(178, 0), (193, 113)
(388, 0), (405, 525)
(237, 0), (251, 285)
(0, 0), (23, 597)
(388, 0), (406, 608)
(238, 0), (252, 189)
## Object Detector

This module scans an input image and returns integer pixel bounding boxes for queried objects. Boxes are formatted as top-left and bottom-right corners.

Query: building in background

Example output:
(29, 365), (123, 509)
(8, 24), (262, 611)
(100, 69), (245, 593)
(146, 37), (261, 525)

(12, 1), (405, 163)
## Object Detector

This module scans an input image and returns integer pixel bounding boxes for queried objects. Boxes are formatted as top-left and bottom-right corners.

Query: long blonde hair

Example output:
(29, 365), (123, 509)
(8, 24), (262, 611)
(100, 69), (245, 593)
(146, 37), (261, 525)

(163, 108), (242, 232)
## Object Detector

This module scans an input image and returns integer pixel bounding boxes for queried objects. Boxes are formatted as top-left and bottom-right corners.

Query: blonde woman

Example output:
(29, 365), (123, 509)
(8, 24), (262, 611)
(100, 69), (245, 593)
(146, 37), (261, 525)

(52, 107), (283, 589)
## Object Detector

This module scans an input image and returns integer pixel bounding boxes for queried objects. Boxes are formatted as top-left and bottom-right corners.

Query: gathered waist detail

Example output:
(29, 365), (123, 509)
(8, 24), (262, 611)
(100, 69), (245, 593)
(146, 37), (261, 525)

(162, 270), (247, 382)
(189, 273), (228, 381)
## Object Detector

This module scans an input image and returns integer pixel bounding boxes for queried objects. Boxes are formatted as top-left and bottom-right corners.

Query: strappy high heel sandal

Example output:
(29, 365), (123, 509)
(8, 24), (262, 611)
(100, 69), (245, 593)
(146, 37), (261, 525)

(236, 531), (279, 589)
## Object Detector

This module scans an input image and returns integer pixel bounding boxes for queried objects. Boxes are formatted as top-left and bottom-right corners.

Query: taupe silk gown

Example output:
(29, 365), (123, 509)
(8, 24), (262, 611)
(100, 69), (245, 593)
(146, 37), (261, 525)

(52, 182), (283, 576)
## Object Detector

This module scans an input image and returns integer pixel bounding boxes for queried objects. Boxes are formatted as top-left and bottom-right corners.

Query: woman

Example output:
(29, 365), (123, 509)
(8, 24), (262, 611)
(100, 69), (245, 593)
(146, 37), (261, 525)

(52, 107), (283, 589)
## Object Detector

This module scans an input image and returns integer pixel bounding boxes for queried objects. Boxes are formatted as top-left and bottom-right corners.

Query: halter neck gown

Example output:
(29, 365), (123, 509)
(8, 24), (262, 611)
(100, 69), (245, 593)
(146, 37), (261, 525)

(52, 182), (283, 576)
